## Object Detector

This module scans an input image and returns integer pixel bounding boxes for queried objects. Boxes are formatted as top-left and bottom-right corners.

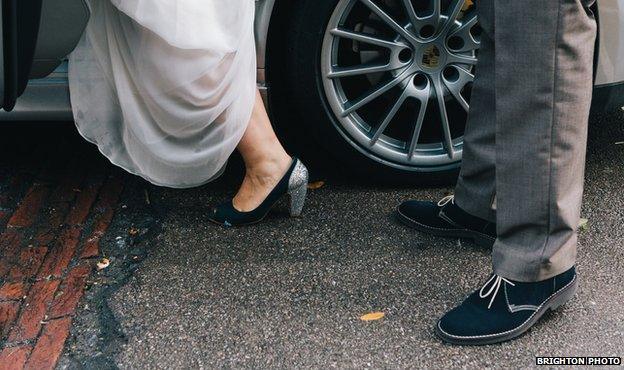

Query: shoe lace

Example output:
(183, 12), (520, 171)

(479, 275), (516, 309)
(437, 195), (455, 207)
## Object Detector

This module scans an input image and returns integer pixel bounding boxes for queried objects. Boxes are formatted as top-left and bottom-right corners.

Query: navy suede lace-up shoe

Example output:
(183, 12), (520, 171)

(436, 266), (578, 345)
(397, 195), (496, 248)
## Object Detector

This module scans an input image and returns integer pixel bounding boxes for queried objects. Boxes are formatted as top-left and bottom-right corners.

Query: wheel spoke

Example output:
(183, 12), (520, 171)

(328, 62), (397, 79)
(432, 75), (455, 159)
(431, 0), (442, 21)
(342, 71), (409, 116)
(370, 88), (408, 145)
(408, 82), (431, 158)
(452, 13), (478, 34)
(442, 66), (473, 111)
(359, 0), (419, 44)
(400, 0), (422, 31)
(437, 0), (466, 36)
(448, 14), (480, 52)
(330, 28), (404, 50)
(447, 53), (478, 66)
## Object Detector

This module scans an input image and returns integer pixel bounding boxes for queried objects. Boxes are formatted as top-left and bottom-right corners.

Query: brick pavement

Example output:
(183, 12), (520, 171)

(0, 142), (124, 370)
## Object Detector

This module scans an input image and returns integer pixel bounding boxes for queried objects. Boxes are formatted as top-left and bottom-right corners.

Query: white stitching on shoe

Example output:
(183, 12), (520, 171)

(504, 284), (539, 313)
(436, 195), (496, 241)
(437, 274), (577, 340)
(438, 211), (465, 230)
(508, 304), (540, 312)
(398, 210), (497, 241)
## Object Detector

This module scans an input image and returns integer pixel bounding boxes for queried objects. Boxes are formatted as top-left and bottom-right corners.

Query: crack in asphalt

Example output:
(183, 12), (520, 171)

(58, 179), (162, 369)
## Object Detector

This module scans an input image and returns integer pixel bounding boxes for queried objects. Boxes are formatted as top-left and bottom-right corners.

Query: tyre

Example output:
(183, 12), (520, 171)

(268, 0), (480, 184)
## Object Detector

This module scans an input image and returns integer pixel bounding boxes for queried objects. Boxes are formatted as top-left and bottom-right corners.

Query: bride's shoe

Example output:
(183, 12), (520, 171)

(208, 158), (309, 227)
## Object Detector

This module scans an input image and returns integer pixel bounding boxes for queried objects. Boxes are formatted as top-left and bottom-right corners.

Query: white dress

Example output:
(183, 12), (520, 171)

(69, 0), (256, 188)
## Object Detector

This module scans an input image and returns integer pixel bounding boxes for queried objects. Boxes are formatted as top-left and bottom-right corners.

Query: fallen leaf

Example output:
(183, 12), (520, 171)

(615, 141), (624, 145)
(360, 312), (385, 321)
(307, 181), (325, 190)
(96, 258), (110, 271)
(462, 0), (474, 11)
(578, 218), (589, 231)
(129, 227), (139, 236)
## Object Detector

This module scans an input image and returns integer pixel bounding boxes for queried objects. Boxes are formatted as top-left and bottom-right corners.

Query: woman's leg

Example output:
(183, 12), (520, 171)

(233, 90), (293, 211)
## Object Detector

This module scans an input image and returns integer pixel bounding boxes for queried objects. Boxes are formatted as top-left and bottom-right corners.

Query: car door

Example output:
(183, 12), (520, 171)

(1, 0), (89, 111)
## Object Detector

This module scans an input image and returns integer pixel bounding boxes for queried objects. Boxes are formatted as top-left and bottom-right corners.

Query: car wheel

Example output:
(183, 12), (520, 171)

(268, 0), (480, 184)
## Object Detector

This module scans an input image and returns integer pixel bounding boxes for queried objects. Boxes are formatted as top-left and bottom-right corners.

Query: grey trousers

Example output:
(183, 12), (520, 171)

(454, 0), (597, 282)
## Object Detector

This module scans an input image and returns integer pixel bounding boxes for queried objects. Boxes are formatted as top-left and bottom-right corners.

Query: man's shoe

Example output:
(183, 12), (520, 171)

(396, 195), (496, 248)
(436, 266), (578, 345)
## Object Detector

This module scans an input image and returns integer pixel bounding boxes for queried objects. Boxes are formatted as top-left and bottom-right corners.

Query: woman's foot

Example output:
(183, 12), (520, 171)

(209, 89), (309, 226)
(209, 158), (309, 226)
(233, 155), (292, 212)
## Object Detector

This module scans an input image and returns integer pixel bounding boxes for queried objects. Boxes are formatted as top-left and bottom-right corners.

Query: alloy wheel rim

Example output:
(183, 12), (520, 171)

(321, 0), (480, 171)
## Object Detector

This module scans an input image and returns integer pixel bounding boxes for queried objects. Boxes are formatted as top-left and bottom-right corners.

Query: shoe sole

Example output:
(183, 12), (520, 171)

(396, 209), (495, 248)
(207, 199), (305, 228)
(207, 215), (267, 227)
(435, 274), (579, 345)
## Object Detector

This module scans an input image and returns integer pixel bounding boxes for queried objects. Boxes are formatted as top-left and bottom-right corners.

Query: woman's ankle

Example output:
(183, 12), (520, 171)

(232, 154), (291, 212)
(244, 152), (291, 181)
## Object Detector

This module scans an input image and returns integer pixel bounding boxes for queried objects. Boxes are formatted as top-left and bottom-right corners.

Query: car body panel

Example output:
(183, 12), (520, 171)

(255, 0), (275, 103)
(1, 12), (5, 106)
(255, 0), (275, 73)
(1, 0), (88, 112)
(595, 0), (624, 85)
(1, 62), (72, 121)
(30, 0), (89, 78)
(2, 0), (624, 121)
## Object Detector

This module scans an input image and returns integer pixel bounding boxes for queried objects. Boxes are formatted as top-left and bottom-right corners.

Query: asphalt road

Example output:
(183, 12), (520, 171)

(27, 109), (624, 368)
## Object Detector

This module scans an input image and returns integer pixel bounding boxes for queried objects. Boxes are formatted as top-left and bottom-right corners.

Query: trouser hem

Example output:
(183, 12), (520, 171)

(492, 239), (577, 282)
(454, 185), (496, 223)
